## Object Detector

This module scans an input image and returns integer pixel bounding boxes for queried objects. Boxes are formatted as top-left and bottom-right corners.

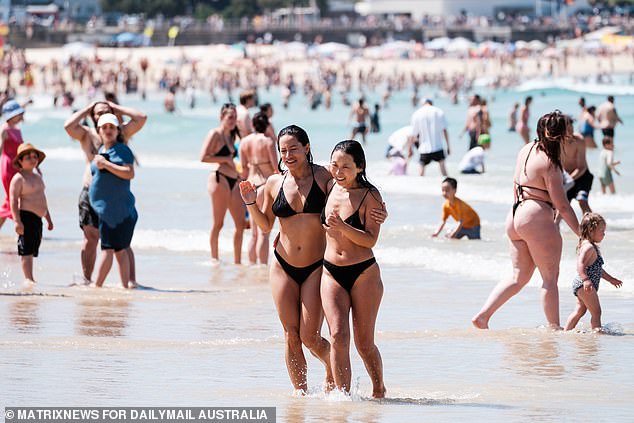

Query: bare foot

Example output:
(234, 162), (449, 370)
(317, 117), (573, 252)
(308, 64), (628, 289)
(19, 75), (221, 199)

(324, 377), (335, 393)
(372, 385), (386, 399)
(472, 314), (489, 329)
(128, 281), (139, 289)
(548, 323), (563, 331)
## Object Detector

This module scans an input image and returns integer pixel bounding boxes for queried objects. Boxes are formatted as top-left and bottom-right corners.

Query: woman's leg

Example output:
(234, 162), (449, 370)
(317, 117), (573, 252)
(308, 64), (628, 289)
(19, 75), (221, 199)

(520, 221), (563, 329)
(114, 249), (130, 288)
(299, 268), (333, 389)
(94, 249), (114, 287)
(247, 214), (258, 264)
(520, 126), (529, 144)
(473, 216), (536, 328)
(227, 187), (246, 264)
(208, 174), (230, 261)
(81, 225), (99, 281)
(269, 260), (307, 392)
(350, 264), (385, 398)
(564, 296), (587, 331)
(321, 269), (353, 393)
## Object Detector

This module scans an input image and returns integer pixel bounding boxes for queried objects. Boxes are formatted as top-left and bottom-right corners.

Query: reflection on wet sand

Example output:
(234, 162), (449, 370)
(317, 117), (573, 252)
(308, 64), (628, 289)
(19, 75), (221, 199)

(503, 335), (565, 379)
(76, 298), (130, 337)
(9, 299), (40, 333)
(572, 334), (601, 373)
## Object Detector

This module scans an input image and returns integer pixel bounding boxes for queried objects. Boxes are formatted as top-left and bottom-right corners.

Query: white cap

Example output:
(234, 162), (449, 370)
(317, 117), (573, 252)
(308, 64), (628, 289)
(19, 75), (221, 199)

(97, 113), (120, 128)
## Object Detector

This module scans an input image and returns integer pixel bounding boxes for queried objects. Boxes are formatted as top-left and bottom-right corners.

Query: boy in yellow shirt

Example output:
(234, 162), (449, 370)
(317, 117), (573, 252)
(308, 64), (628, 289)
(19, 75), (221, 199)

(431, 177), (481, 239)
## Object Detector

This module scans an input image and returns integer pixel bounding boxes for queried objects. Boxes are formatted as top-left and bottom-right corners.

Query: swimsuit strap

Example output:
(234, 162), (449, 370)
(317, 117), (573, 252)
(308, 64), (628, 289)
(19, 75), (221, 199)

(523, 142), (538, 178)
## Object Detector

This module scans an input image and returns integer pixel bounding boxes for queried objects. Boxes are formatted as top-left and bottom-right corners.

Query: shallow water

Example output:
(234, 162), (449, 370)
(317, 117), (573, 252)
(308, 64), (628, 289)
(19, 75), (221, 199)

(1, 82), (633, 421)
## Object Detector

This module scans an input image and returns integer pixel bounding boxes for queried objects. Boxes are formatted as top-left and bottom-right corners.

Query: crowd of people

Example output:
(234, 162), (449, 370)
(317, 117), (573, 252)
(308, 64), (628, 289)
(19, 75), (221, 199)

(0, 48), (626, 398)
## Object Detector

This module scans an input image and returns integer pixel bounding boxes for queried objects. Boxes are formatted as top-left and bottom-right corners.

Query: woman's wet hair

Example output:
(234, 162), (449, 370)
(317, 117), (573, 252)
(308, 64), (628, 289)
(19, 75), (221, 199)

(90, 101), (114, 127)
(252, 112), (269, 134)
(330, 139), (376, 190)
(220, 103), (240, 141)
(535, 110), (572, 170)
(276, 125), (312, 172)
(577, 212), (605, 253)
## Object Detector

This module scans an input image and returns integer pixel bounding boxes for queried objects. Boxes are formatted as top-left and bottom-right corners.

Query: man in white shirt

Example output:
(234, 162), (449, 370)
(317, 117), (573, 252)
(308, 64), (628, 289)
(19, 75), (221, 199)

(408, 99), (450, 176)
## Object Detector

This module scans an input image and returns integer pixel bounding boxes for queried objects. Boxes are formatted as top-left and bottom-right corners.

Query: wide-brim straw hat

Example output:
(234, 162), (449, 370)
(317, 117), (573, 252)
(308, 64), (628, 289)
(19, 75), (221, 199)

(13, 143), (46, 168)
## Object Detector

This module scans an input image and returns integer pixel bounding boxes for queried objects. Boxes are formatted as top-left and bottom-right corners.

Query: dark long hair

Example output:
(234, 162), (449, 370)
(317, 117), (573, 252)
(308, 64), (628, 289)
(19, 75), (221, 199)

(534, 110), (571, 170)
(90, 101), (114, 127)
(276, 125), (313, 172)
(252, 111), (269, 134)
(220, 103), (240, 142)
(330, 140), (376, 190)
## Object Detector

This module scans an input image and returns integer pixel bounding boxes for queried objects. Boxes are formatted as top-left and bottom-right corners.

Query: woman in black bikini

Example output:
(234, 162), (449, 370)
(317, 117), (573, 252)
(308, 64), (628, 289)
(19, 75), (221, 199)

(239, 112), (279, 265)
(321, 140), (386, 398)
(200, 103), (245, 264)
(473, 111), (580, 330)
(239, 127), (386, 394)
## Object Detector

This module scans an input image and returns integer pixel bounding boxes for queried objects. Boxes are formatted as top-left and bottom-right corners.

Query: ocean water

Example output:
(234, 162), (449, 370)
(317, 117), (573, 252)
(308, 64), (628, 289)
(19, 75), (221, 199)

(1, 81), (633, 421)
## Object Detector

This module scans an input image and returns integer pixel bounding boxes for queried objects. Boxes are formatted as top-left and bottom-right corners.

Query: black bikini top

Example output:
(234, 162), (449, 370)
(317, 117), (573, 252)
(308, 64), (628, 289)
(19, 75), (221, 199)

(321, 187), (371, 231)
(216, 134), (236, 158)
(272, 166), (326, 217)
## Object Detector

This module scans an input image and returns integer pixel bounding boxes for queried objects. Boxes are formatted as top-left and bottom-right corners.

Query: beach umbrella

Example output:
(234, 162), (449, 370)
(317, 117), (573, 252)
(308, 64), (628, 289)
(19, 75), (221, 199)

(62, 41), (94, 57)
(446, 37), (475, 53)
(584, 26), (621, 41)
(542, 47), (560, 58)
(556, 38), (584, 49)
(314, 42), (350, 57)
(425, 37), (451, 51)
(582, 39), (604, 52)
(478, 40), (504, 54)
(528, 40), (547, 51)
(379, 40), (414, 58)
(514, 40), (529, 50)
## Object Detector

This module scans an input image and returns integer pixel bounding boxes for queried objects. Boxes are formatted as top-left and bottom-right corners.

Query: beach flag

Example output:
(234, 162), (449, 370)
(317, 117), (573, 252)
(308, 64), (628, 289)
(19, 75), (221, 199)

(168, 26), (179, 47)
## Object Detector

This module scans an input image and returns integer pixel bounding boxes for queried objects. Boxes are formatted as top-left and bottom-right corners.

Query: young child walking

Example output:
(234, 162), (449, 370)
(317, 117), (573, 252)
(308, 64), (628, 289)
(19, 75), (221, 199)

(9, 143), (53, 284)
(564, 213), (622, 331)
(431, 177), (481, 239)
(598, 136), (620, 194)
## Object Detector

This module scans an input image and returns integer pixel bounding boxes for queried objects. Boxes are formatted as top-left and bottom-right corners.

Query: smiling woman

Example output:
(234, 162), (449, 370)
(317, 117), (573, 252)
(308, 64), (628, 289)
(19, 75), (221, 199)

(239, 124), (334, 394)
(320, 139), (386, 398)
(89, 113), (138, 289)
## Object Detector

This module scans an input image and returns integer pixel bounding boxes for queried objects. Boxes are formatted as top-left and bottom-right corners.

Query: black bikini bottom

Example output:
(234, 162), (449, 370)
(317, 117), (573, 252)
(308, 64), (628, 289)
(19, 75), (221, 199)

(323, 257), (376, 293)
(274, 250), (323, 286)
(216, 171), (238, 191)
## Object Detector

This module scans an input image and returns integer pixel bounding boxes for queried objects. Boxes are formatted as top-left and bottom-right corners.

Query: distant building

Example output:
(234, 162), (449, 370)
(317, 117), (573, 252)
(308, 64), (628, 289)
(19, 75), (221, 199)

(355, 0), (591, 20)
(5, 0), (100, 24)
(0, 0), (9, 22)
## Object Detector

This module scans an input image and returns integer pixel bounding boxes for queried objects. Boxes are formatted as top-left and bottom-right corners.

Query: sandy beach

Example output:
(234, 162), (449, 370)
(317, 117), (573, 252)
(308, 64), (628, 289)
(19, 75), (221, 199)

(1, 41), (633, 421)
(17, 44), (634, 92)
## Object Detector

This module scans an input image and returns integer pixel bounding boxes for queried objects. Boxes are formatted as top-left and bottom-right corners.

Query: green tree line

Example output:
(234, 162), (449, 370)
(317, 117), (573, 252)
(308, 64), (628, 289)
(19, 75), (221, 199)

(100, 0), (330, 19)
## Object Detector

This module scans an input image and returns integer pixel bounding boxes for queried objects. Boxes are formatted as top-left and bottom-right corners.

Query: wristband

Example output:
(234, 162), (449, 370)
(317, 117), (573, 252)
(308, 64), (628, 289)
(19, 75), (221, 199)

(245, 201), (256, 206)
